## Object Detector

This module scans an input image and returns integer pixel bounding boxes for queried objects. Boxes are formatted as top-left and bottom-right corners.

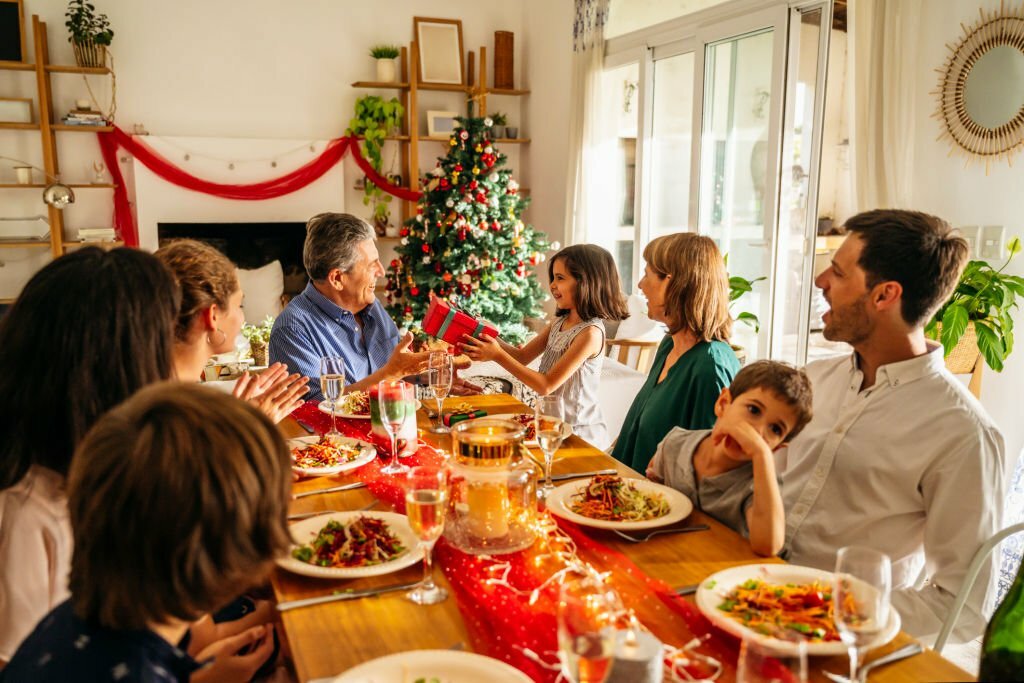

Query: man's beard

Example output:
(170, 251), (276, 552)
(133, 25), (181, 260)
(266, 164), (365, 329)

(822, 292), (874, 345)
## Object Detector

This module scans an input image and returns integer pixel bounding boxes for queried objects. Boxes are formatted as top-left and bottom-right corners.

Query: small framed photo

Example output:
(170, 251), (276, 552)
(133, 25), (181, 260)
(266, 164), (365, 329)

(0, 96), (33, 124)
(0, 0), (27, 64)
(414, 17), (464, 85)
(427, 110), (459, 138)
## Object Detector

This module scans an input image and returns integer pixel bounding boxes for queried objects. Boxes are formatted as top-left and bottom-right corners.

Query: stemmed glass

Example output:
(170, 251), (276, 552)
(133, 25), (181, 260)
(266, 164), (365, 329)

(557, 575), (618, 683)
(404, 465), (449, 605)
(92, 160), (106, 184)
(427, 351), (453, 433)
(319, 356), (345, 440)
(535, 395), (568, 499)
(378, 380), (414, 475)
(834, 546), (892, 683)
(737, 637), (808, 683)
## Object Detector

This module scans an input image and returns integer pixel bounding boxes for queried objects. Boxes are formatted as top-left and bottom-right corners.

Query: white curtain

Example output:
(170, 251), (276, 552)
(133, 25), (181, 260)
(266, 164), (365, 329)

(847, 0), (923, 210)
(564, 0), (612, 246)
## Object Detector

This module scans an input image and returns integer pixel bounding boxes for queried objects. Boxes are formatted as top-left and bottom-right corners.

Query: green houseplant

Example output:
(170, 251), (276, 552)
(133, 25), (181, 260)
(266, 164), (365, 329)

(926, 236), (1023, 372)
(65, 0), (113, 68)
(489, 111), (508, 138)
(370, 44), (401, 82)
(241, 316), (275, 367)
(348, 95), (405, 234)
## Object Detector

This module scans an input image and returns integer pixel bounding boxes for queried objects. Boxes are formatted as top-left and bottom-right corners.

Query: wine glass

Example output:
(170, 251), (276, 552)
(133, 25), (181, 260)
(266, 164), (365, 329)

(404, 465), (449, 605)
(833, 546), (892, 683)
(737, 637), (808, 683)
(92, 160), (106, 184)
(535, 395), (568, 499)
(557, 575), (618, 683)
(378, 380), (414, 475)
(319, 356), (345, 440)
(427, 351), (453, 434)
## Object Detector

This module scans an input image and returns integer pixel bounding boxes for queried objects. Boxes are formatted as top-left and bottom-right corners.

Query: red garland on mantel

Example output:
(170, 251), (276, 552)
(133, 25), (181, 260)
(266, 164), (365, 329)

(96, 125), (423, 248)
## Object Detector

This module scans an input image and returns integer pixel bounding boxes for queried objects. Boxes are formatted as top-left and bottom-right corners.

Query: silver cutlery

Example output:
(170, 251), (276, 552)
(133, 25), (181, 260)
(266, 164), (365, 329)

(551, 469), (618, 482)
(276, 580), (421, 612)
(292, 481), (368, 499)
(673, 583), (700, 596)
(612, 524), (710, 543)
(823, 642), (923, 683)
(296, 419), (316, 434)
(288, 509), (342, 521)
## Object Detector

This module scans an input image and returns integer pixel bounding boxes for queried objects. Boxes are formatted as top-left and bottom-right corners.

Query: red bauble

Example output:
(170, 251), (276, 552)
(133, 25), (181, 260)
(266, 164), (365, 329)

(390, 259), (399, 269)
(518, 260), (524, 267)
(469, 180), (479, 190)
(434, 262), (442, 274)
(410, 287), (420, 296)
(443, 272), (453, 282)
(400, 227), (409, 237)
(421, 244), (430, 253)
(440, 179), (449, 189)
(454, 164), (463, 172)
(491, 221), (500, 231)
(496, 262), (505, 270)
(404, 305), (412, 314)
(476, 192), (487, 203)
(458, 229), (468, 241)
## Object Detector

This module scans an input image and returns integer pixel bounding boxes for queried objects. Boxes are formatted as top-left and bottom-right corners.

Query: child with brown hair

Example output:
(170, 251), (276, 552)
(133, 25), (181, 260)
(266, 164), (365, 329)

(0, 383), (293, 681)
(647, 360), (812, 556)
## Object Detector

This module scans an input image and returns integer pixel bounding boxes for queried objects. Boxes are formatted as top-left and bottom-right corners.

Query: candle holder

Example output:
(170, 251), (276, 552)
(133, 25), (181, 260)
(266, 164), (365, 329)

(444, 418), (538, 555)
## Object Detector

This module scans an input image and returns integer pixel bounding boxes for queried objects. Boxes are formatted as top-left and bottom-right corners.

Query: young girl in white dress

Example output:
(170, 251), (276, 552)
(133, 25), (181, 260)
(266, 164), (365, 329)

(461, 245), (628, 448)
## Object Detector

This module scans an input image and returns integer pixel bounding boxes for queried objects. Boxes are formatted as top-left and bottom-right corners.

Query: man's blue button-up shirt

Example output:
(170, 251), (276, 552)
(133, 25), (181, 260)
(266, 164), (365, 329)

(269, 281), (400, 401)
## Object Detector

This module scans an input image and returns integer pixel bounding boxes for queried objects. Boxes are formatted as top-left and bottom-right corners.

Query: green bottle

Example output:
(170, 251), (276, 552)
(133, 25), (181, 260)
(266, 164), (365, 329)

(979, 560), (1024, 681)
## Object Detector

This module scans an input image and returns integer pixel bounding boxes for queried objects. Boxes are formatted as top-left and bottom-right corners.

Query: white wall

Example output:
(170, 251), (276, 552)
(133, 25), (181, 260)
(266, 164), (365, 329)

(910, 0), (1024, 465)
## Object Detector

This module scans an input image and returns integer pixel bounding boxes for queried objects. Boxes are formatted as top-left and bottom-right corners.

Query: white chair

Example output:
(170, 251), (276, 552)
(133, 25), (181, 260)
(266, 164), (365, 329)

(933, 521), (1024, 653)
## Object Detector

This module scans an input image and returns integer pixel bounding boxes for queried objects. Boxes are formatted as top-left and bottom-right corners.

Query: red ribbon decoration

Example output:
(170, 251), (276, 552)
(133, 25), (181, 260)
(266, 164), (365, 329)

(96, 126), (423, 247)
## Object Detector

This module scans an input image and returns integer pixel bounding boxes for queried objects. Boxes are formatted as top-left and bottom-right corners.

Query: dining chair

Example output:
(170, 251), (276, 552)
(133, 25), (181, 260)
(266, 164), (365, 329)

(605, 338), (659, 374)
(933, 521), (1024, 653)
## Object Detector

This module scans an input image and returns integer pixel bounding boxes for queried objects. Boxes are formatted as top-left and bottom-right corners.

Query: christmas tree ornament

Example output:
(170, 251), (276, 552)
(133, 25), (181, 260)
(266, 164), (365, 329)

(459, 130), (469, 141)
(434, 262), (442, 274)
(422, 256), (431, 264)
(410, 287), (420, 296)
(443, 272), (453, 282)
(400, 227), (410, 237)
(421, 244), (431, 253)
(446, 199), (455, 208)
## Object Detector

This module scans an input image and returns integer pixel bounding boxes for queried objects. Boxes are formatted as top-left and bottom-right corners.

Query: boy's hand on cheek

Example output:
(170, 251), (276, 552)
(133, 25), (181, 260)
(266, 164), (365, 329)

(714, 421), (771, 461)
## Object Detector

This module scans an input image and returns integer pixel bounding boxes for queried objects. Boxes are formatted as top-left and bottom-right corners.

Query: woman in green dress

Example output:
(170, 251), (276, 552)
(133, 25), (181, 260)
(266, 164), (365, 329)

(611, 233), (740, 473)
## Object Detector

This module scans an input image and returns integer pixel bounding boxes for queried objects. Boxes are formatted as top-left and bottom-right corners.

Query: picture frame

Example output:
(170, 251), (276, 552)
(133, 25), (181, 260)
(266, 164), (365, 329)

(414, 17), (464, 85)
(0, 0), (27, 64)
(0, 96), (33, 124)
(427, 110), (459, 138)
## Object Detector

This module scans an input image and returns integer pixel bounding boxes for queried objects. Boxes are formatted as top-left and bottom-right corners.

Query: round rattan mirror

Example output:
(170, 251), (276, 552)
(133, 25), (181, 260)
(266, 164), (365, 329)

(935, 3), (1024, 170)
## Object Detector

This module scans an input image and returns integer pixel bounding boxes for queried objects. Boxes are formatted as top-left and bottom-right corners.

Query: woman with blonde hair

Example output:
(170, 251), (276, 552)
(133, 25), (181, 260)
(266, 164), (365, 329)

(611, 233), (740, 473)
(156, 239), (308, 423)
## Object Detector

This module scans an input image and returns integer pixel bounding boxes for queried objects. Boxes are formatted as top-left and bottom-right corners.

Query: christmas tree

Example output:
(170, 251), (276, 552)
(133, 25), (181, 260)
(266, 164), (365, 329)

(383, 115), (552, 344)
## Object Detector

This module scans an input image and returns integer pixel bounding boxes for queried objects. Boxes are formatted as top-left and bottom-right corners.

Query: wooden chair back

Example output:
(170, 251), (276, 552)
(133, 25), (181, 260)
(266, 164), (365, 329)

(605, 338), (659, 375)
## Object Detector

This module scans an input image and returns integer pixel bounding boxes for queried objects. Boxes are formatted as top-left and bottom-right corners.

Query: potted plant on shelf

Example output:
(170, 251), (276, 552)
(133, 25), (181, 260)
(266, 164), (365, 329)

(348, 95), (405, 236)
(371, 44), (401, 83)
(725, 255), (766, 365)
(65, 0), (114, 68)
(489, 112), (507, 139)
(241, 316), (275, 367)
(926, 236), (1023, 373)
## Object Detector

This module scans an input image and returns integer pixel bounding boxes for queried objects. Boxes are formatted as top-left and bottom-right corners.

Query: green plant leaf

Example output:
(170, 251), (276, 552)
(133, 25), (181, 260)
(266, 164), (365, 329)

(940, 305), (969, 355)
(1008, 236), (1022, 257)
(735, 311), (760, 332)
(975, 320), (1005, 371)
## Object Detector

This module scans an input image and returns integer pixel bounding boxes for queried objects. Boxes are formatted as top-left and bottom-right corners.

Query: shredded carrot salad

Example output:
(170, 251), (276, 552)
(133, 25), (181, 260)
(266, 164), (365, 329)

(339, 391), (370, 415)
(291, 436), (363, 469)
(568, 474), (670, 522)
(716, 578), (858, 641)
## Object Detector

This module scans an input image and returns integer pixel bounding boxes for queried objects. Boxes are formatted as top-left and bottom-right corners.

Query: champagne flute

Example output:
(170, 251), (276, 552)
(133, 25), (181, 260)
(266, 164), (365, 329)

(378, 380), (413, 475)
(428, 351), (453, 434)
(557, 575), (618, 683)
(405, 465), (449, 605)
(535, 395), (568, 499)
(737, 637), (808, 683)
(319, 356), (345, 440)
(834, 546), (892, 683)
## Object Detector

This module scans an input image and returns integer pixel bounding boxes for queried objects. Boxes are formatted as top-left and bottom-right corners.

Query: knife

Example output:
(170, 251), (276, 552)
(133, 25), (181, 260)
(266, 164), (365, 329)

(276, 581), (421, 612)
(296, 419), (316, 434)
(292, 481), (368, 499)
(550, 469), (618, 482)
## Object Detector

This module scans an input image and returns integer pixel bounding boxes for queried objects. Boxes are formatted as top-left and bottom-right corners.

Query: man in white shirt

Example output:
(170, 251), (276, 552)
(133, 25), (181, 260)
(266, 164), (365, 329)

(781, 209), (1006, 644)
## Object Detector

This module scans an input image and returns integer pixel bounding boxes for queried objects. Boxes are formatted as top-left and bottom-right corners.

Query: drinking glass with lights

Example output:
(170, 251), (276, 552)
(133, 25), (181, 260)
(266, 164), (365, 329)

(378, 380), (414, 475)
(319, 356), (345, 440)
(535, 395), (568, 498)
(557, 575), (618, 683)
(405, 465), (449, 605)
(428, 350), (453, 433)
(833, 546), (891, 683)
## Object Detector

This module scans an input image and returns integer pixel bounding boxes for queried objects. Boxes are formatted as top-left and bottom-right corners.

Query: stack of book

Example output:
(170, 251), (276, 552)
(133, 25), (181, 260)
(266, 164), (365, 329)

(61, 108), (107, 127)
(78, 227), (117, 242)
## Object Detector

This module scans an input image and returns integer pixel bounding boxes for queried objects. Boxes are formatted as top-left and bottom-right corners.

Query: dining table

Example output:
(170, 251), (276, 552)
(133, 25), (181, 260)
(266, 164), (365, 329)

(273, 393), (973, 683)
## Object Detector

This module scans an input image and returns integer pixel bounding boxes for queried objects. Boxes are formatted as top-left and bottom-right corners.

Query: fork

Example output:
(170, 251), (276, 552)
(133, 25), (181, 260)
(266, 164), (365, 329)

(823, 642), (923, 683)
(611, 524), (709, 543)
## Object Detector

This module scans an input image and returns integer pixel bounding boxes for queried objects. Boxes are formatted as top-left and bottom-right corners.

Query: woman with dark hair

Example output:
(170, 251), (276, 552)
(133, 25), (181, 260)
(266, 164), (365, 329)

(156, 239), (307, 423)
(611, 233), (740, 473)
(0, 247), (180, 663)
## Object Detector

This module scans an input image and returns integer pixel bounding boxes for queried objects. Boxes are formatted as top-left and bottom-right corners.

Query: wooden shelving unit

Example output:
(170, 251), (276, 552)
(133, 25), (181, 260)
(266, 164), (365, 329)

(0, 15), (115, 264)
(350, 42), (530, 223)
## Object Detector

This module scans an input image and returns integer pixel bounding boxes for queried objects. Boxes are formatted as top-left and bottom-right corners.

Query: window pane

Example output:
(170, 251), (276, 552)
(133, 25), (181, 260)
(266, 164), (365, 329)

(648, 52), (695, 242)
(607, 0), (735, 39)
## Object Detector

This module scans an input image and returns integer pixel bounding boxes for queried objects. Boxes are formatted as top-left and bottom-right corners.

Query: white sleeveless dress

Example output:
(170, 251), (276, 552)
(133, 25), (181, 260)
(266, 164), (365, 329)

(537, 317), (608, 449)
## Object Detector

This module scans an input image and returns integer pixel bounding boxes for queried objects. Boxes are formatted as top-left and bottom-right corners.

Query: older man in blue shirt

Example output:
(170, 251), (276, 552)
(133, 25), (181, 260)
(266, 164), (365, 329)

(270, 213), (430, 401)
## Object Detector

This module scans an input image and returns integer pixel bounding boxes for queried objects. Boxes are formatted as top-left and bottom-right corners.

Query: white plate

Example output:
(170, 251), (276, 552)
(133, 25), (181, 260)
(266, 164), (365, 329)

(483, 412), (540, 446)
(318, 398), (422, 420)
(277, 511), (423, 579)
(287, 435), (376, 477)
(546, 477), (693, 530)
(695, 564), (901, 656)
(329, 649), (532, 683)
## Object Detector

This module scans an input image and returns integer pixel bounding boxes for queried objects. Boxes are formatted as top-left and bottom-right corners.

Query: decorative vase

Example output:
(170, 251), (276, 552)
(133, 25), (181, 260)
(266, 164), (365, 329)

(249, 342), (268, 367)
(72, 40), (105, 68)
(938, 321), (981, 373)
(504, 126), (519, 139)
(385, 225), (400, 238)
(490, 124), (506, 138)
(375, 58), (397, 83)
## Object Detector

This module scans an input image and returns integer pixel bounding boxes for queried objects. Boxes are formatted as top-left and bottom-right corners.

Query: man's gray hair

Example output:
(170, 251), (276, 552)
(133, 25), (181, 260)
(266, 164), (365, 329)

(303, 213), (375, 281)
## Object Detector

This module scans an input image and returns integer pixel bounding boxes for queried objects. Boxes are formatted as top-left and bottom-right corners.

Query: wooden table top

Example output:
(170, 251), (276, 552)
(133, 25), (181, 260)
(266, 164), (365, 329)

(274, 393), (972, 682)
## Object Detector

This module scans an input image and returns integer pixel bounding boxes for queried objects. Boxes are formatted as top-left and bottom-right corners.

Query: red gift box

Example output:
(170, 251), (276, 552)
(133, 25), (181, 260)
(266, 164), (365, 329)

(422, 298), (498, 347)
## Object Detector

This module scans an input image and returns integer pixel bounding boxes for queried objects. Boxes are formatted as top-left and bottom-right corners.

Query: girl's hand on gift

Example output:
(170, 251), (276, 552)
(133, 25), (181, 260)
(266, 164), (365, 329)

(461, 333), (503, 362)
